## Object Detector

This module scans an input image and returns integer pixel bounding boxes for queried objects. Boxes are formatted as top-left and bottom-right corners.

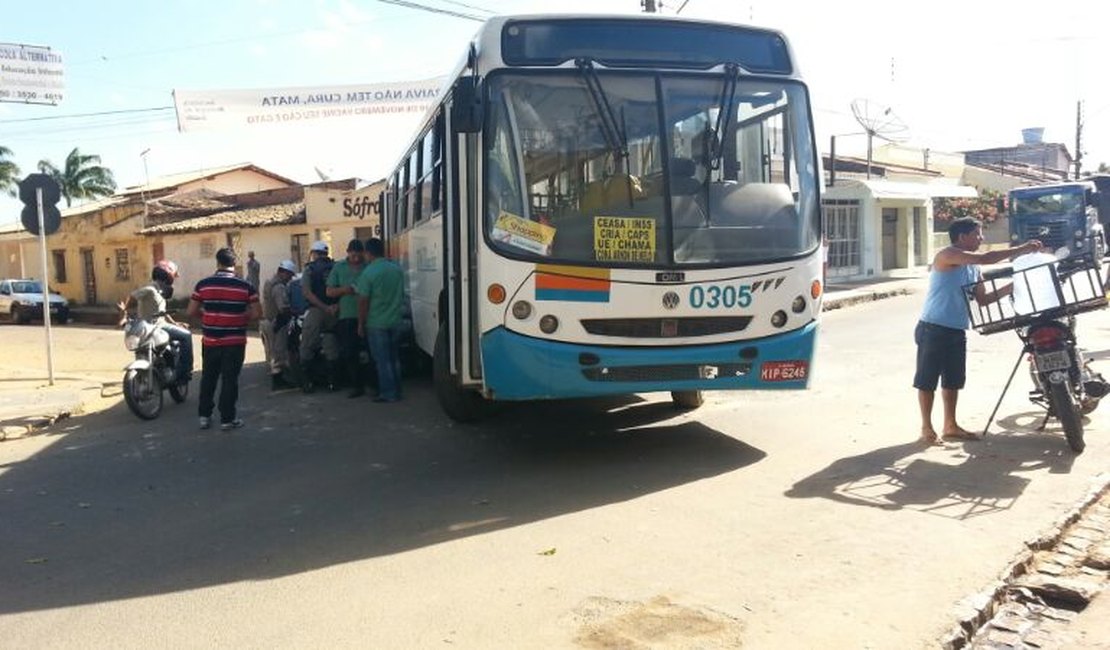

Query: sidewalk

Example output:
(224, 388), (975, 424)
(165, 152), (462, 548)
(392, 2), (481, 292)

(822, 267), (927, 311)
(0, 365), (118, 441)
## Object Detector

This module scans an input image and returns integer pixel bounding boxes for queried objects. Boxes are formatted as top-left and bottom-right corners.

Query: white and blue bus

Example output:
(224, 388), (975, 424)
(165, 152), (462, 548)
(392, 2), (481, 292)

(383, 14), (822, 421)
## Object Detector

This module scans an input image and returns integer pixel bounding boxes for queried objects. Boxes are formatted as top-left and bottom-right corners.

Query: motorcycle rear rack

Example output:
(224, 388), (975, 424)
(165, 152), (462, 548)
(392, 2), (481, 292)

(967, 254), (1107, 335)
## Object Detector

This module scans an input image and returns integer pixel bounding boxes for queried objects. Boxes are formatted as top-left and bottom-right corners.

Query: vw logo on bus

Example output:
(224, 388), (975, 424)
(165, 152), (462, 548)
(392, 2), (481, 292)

(662, 291), (680, 310)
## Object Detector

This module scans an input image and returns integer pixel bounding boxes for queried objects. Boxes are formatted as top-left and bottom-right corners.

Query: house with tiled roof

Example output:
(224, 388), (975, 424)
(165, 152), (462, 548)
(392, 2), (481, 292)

(0, 163), (384, 312)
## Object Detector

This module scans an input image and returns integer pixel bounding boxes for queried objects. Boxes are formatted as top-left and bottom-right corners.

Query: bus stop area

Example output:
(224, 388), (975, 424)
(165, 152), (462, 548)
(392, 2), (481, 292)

(0, 271), (928, 441)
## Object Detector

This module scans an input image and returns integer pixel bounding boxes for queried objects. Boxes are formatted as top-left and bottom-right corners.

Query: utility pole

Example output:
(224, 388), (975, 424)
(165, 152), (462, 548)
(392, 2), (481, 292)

(1074, 100), (1083, 180)
(642, 0), (657, 12)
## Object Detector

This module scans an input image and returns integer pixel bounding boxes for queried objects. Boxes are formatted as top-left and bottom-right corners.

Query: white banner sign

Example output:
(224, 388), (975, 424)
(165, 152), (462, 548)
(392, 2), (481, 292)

(0, 43), (64, 105)
(173, 77), (444, 133)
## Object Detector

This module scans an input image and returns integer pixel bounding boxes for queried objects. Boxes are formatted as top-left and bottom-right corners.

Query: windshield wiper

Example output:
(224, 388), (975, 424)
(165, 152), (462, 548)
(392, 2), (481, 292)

(575, 58), (634, 208)
(709, 63), (741, 171)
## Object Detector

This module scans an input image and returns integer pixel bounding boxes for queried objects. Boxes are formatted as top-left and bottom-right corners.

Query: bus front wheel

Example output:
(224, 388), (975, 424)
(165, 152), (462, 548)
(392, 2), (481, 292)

(671, 390), (704, 410)
(434, 324), (496, 423)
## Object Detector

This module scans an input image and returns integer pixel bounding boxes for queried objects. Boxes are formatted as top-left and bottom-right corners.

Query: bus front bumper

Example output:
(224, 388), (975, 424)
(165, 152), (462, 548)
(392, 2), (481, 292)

(480, 322), (817, 400)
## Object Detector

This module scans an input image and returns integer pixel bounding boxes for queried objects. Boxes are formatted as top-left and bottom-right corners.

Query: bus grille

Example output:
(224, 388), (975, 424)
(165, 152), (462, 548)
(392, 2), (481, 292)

(580, 316), (752, 338)
(582, 363), (753, 382)
(1019, 220), (1068, 249)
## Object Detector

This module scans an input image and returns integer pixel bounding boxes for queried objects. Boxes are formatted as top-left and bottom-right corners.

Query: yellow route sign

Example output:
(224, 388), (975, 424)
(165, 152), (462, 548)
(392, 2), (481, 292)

(594, 216), (656, 262)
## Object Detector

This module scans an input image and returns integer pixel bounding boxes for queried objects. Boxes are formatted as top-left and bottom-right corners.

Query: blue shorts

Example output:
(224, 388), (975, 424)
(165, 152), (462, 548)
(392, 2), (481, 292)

(913, 321), (967, 391)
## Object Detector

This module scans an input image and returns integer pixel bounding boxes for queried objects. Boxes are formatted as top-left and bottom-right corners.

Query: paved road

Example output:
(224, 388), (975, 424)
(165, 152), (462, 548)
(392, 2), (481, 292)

(0, 298), (1108, 648)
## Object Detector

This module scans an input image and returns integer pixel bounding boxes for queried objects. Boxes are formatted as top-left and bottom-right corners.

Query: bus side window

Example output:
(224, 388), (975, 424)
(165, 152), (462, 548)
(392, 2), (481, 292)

(431, 112), (445, 214)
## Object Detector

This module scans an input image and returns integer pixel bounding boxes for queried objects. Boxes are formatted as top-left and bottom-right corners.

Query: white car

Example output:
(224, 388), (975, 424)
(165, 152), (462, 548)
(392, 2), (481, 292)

(0, 279), (71, 324)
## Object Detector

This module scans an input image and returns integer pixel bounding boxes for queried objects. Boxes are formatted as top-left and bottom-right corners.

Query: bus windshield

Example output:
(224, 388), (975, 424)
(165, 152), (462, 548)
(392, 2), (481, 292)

(484, 71), (818, 267)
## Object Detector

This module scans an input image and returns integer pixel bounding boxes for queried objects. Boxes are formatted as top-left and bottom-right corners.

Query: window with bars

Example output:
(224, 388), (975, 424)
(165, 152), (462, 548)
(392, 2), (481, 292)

(822, 200), (860, 272)
(115, 248), (131, 281)
(51, 250), (67, 283)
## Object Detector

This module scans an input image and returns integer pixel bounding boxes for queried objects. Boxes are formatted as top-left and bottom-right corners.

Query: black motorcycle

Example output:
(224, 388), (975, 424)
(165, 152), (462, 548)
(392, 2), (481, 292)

(121, 316), (188, 419)
(974, 251), (1109, 453)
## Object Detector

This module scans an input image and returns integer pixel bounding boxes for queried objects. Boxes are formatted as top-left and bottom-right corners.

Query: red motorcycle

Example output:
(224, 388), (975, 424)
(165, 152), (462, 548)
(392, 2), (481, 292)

(971, 250), (1108, 453)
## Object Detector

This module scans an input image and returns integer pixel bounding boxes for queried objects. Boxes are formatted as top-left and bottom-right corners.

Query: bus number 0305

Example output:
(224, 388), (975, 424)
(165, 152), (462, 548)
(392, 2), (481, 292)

(689, 284), (753, 309)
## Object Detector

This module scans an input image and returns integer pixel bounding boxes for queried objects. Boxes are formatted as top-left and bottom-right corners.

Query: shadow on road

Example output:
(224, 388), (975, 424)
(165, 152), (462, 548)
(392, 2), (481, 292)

(784, 422), (1077, 518)
(0, 369), (764, 614)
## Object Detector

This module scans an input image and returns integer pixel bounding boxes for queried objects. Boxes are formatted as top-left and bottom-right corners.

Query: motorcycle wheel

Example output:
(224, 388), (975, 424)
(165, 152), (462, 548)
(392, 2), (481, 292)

(1048, 381), (1085, 453)
(124, 368), (163, 420)
(168, 378), (189, 404)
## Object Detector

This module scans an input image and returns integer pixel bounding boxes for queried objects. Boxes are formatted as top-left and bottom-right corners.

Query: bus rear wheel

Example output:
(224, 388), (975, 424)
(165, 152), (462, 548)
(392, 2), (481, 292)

(671, 390), (704, 410)
(434, 324), (496, 423)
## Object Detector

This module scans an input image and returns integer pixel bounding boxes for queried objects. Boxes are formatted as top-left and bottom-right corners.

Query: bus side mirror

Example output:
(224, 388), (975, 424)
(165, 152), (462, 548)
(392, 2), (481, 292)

(451, 75), (483, 134)
(996, 197), (1006, 213)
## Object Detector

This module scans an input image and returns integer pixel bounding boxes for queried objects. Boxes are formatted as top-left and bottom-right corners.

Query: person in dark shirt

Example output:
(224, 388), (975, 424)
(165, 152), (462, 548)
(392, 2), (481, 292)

(187, 247), (261, 431)
(299, 240), (340, 392)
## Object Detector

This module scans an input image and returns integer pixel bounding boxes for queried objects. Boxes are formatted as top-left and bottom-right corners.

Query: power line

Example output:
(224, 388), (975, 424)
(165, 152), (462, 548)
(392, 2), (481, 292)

(435, 0), (495, 14)
(0, 106), (175, 125)
(372, 0), (484, 21)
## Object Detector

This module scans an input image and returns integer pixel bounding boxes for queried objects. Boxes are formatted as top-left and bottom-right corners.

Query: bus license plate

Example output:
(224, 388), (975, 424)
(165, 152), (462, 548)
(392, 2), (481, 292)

(760, 360), (808, 382)
(1035, 350), (1070, 372)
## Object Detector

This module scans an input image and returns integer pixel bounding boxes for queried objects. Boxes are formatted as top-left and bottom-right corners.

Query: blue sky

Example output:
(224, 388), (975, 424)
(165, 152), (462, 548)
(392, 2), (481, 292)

(2, 0), (1107, 225)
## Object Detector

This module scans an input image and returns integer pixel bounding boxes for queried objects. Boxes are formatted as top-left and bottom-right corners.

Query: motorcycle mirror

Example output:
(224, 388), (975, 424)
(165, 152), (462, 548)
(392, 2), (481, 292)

(1054, 246), (1071, 260)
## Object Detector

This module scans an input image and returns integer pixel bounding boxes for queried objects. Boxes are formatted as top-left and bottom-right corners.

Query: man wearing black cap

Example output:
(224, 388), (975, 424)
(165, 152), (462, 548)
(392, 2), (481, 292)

(326, 239), (369, 397)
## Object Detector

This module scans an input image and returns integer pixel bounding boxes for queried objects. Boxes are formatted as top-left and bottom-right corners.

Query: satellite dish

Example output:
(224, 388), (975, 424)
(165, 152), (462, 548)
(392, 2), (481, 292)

(850, 98), (910, 178)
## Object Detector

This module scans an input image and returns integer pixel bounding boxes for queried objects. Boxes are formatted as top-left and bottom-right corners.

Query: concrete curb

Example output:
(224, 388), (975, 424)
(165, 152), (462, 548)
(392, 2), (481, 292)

(940, 473), (1110, 649)
(823, 287), (916, 311)
(0, 372), (120, 442)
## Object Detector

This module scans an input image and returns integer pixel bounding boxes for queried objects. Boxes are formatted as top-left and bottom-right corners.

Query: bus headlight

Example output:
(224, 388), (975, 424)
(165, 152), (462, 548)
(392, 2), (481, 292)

(539, 314), (559, 334)
(791, 296), (806, 313)
(771, 310), (788, 328)
(512, 300), (533, 320)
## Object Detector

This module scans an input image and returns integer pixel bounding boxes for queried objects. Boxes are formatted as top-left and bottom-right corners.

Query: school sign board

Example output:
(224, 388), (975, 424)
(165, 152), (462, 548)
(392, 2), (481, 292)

(173, 77), (445, 132)
(0, 43), (65, 105)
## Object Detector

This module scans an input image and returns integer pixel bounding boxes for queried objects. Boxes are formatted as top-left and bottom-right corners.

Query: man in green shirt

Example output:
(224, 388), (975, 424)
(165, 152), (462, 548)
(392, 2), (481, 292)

(356, 237), (406, 402)
(326, 239), (368, 398)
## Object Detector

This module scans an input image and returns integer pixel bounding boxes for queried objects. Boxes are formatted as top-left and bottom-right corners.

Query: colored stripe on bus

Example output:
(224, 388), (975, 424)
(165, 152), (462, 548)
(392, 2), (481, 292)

(535, 264), (611, 280)
(534, 264), (611, 302)
(535, 273), (610, 292)
(535, 288), (611, 303)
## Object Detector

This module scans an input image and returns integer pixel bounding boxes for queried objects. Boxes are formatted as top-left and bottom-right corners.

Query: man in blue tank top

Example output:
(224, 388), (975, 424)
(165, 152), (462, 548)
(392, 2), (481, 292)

(915, 217), (1042, 445)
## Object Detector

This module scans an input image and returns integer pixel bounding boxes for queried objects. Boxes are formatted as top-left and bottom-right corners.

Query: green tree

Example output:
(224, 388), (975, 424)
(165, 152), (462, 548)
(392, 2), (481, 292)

(37, 147), (117, 207)
(0, 145), (20, 198)
(933, 188), (1006, 224)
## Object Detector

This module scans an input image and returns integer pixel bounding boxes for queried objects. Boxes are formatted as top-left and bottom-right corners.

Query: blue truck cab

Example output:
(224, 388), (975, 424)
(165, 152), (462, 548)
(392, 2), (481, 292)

(1009, 180), (1106, 259)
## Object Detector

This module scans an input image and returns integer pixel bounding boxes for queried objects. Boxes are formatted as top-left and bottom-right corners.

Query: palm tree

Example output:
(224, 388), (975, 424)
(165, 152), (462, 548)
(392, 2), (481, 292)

(37, 147), (117, 207)
(0, 145), (20, 198)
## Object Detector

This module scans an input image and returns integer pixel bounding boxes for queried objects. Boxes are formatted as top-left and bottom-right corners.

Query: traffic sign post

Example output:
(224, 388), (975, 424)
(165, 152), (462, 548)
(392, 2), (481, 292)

(17, 174), (62, 386)
(19, 173), (62, 236)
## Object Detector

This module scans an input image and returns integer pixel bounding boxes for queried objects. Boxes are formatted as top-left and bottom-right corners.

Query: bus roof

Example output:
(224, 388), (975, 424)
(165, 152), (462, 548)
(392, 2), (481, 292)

(388, 13), (801, 179)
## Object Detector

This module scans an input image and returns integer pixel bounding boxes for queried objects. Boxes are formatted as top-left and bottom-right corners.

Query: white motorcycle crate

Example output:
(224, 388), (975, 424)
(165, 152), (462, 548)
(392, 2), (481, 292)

(966, 252), (1107, 335)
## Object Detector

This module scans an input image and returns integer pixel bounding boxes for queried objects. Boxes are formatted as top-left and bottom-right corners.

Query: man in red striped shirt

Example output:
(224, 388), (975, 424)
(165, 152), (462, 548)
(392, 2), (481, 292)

(186, 248), (261, 431)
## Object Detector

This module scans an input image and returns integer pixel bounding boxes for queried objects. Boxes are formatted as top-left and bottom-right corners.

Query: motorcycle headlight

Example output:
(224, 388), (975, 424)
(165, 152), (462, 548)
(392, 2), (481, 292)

(124, 319), (154, 350)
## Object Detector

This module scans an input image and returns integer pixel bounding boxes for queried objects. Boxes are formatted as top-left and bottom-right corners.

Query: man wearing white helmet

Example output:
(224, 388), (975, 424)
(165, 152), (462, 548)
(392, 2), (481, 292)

(299, 240), (340, 392)
(260, 259), (298, 391)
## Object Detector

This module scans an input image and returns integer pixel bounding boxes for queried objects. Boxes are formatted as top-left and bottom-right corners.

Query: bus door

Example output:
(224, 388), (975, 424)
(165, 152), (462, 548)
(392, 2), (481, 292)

(446, 77), (484, 388)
